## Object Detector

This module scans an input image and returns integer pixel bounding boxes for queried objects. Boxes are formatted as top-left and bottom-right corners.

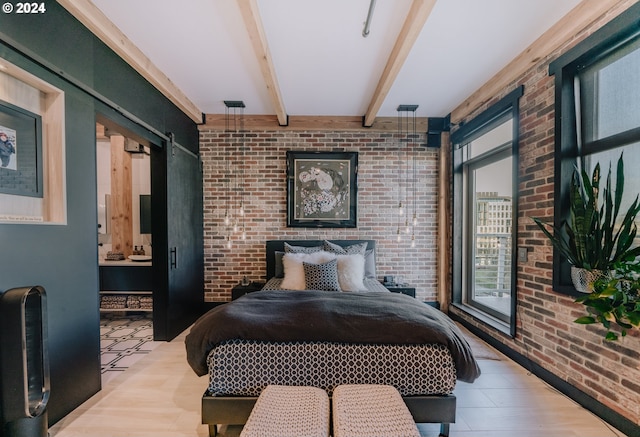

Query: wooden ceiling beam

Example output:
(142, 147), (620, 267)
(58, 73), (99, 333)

(363, 0), (437, 127)
(237, 0), (288, 126)
(57, 0), (203, 124)
(202, 114), (428, 132)
(450, 0), (636, 123)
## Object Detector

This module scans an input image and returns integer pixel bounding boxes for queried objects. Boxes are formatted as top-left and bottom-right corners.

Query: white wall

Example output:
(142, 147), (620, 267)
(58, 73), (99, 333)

(96, 140), (151, 258)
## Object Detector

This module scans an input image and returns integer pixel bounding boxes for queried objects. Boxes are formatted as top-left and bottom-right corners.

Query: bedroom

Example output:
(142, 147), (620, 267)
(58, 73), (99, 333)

(1, 1), (639, 436)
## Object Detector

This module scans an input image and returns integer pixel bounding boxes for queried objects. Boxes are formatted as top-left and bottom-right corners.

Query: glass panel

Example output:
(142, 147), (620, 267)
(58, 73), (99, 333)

(584, 142), (640, 248)
(470, 157), (512, 317)
(580, 41), (640, 142)
(467, 119), (512, 159)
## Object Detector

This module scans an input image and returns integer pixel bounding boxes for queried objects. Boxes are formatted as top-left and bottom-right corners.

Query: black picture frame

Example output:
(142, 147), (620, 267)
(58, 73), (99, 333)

(0, 99), (43, 198)
(287, 151), (358, 228)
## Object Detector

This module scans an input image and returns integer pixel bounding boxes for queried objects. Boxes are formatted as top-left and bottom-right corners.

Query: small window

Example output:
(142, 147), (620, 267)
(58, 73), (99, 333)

(579, 38), (640, 144)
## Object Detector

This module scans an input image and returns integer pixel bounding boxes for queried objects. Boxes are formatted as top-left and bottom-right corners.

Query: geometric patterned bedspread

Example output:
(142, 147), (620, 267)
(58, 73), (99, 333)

(206, 339), (457, 397)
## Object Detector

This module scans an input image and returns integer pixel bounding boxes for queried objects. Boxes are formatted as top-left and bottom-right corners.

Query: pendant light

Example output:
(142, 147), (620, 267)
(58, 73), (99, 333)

(224, 100), (246, 247)
(396, 104), (418, 247)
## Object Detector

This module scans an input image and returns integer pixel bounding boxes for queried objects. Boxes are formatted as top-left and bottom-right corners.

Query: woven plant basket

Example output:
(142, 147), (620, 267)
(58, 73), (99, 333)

(570, 266), (609, 293)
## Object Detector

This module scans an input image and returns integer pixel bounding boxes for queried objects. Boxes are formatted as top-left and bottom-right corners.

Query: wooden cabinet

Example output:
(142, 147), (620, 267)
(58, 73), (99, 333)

(99, 264), (153, 312)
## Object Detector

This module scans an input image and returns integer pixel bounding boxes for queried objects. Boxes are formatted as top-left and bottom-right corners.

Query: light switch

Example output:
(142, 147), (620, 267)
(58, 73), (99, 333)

(518, 247), (528, 262)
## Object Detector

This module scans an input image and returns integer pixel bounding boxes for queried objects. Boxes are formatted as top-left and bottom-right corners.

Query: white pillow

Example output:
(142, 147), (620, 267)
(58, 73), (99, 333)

(281, 251), (336, 290)
(336, 254), (366, 291)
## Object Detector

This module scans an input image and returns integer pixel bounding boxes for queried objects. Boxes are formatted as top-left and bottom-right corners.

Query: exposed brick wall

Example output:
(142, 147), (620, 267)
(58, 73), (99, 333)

(450, 2), (640, 428)
(199, 129), (439, 302)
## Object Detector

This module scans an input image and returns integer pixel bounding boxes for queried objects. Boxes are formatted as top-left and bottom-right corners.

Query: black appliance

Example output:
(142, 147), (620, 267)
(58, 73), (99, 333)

(0, 286), (49, 437)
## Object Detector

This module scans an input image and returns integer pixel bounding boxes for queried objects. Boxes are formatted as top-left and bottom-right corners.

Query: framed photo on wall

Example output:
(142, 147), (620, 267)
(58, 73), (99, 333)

(0, 99), (43, 198)
(287, 151), (358, 228)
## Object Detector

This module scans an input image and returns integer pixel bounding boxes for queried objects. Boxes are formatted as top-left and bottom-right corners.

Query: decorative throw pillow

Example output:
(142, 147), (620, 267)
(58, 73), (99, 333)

(323, 240), (368, 256)
(303, 259), (341, 291)
(281, 251), (336, 290)
(336, 254), (366, 291)
(364, 248), (376, 279)
(284, 242), (323, 254)
(274, 251), (285, 278)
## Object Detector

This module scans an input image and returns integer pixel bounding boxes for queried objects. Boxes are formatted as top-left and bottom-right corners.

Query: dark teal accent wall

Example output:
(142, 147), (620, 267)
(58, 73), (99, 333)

(0, 0), (200, 424)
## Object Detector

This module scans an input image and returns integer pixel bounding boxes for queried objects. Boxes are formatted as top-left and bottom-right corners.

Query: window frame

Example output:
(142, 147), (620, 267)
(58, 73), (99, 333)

(548, 3), (640, 295)
(464, 145), (513, 323)
(451, 85), (523, 337)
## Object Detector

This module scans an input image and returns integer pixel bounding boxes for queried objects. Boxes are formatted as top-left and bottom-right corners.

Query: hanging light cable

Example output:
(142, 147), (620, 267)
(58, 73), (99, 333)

(404, 111), (410, 235)
(396, 109), (403, 242)
(224, 100), (246, 244)
(232, 113), (239, 234)
(223, 104), (232, 248)
(411, 108), (418, 248)
(397, 105), (419, 246)
(239, 103), (246, 241)
(223, 106), (231, 227)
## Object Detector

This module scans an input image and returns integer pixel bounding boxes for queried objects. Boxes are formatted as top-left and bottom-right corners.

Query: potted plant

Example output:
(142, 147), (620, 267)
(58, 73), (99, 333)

(533, 153), (640, 292)
(574, 260), (640, 340)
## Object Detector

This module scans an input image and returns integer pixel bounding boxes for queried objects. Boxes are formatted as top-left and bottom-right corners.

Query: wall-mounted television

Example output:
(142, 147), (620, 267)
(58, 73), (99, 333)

(139, 194), (151, 234)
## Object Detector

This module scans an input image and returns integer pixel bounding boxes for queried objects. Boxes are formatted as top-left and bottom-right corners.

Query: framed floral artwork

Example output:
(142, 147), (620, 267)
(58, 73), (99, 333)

(286, 151), (358, 228)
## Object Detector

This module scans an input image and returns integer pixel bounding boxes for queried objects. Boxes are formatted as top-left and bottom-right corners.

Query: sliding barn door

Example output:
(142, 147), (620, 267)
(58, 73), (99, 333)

(151, 136), (204, 341)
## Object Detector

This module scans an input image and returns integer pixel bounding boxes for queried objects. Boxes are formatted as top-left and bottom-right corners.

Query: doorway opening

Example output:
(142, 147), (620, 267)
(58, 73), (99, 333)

(95, 120), (156, 384)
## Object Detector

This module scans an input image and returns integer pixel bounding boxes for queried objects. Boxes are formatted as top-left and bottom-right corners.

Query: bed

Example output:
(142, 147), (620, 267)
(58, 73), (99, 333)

(185, 240), (480, 437)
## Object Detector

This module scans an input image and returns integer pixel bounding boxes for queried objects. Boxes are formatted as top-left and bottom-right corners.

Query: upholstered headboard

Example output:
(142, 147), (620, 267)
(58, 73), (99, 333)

(265, 240), (376, 280)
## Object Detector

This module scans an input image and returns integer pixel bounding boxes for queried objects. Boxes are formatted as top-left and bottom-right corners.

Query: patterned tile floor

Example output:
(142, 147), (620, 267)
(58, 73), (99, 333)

(100, 312), (159, 385)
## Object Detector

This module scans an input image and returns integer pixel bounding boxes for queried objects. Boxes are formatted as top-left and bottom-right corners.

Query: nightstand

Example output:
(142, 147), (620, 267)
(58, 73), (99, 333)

(231, 282), (265, 300)
(382, 283), (416, 298)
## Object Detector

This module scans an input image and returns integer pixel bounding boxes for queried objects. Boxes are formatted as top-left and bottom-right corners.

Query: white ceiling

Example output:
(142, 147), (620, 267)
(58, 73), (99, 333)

(90, 0), (581, 119)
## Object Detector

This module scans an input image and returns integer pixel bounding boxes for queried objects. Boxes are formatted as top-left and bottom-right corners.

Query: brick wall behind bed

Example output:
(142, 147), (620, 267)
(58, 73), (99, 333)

(199, 128), (439, 302)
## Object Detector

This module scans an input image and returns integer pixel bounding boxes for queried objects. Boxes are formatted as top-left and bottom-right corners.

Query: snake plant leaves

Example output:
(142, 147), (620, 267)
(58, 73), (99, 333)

(533, 153), (640, 272)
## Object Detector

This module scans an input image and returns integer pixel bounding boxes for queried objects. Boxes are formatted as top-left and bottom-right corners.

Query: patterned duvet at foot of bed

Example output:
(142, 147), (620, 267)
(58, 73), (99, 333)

(206, 339), (457, 397)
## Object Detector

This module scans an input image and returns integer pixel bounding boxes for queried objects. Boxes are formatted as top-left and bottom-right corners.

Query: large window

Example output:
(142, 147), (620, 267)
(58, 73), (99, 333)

(452, 87), (522, 335)
(549, 4), (640, 294)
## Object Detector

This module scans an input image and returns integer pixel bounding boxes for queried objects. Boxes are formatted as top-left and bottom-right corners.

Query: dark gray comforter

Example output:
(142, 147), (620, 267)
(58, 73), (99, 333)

(185, 290), (481, 382)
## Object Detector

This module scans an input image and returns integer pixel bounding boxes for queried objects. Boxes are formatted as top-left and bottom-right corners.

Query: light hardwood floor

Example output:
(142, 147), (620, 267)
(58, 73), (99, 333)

(49, 328), (624, 437)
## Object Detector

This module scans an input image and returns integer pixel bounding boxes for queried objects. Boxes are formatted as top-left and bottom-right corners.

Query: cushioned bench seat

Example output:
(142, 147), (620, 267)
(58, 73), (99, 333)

(332, 384), (420, 437)
(239, 385), (330, 437)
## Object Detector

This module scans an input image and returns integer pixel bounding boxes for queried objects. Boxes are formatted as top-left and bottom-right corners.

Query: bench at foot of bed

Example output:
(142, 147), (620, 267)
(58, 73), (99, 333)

(332, 384), (420, 437)
(202, 391), (455, 437)
(240, 385), (330, 437)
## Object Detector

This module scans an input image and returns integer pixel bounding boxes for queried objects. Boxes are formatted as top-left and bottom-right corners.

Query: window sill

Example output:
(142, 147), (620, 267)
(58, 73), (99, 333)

(450, 302), (513, 337)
